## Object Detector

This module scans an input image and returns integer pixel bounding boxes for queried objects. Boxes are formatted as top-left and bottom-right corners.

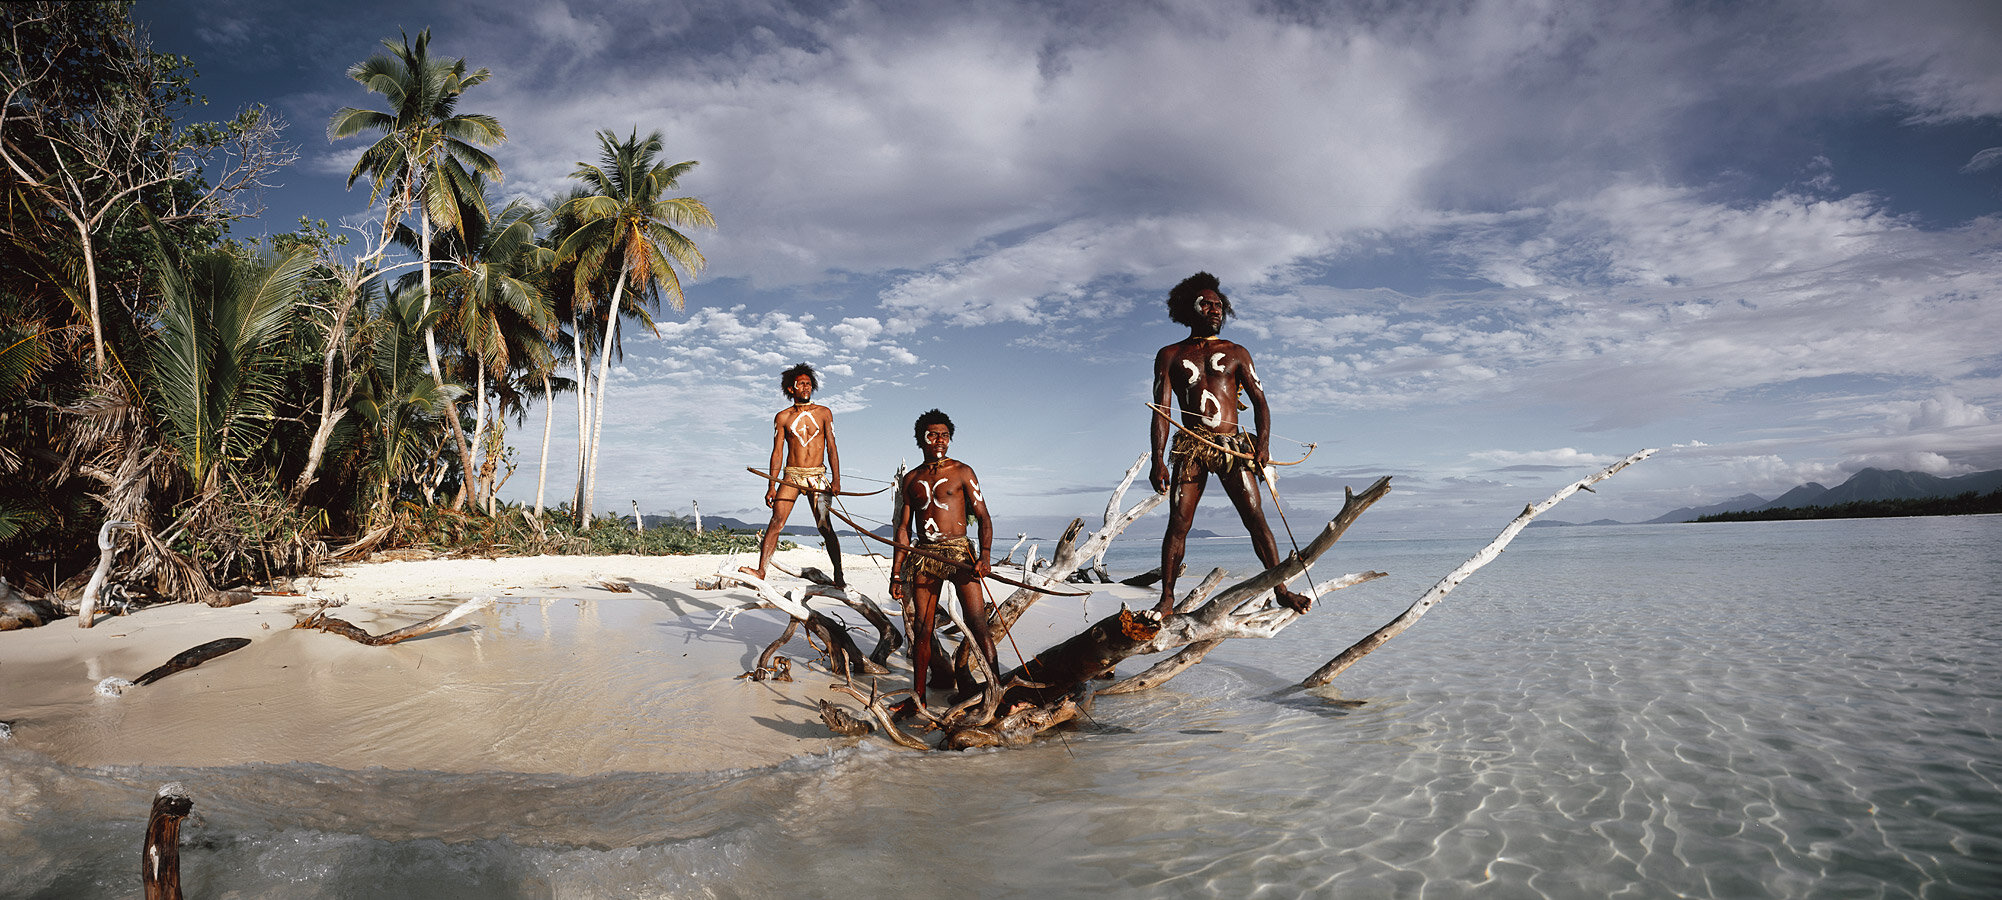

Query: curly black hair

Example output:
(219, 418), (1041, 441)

(781, 363), (818, 399)
(1167, 271), (1234, 327)
(914, 408), (955, 449)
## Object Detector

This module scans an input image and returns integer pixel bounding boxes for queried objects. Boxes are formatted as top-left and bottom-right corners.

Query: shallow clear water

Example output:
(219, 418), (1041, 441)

(5, 517), (2000, 898)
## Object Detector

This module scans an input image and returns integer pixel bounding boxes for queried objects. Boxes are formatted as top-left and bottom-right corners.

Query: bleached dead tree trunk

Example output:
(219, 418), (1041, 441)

(1302, 448), (1656, 686)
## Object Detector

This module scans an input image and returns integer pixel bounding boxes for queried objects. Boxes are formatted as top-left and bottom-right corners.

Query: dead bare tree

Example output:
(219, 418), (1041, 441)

(1, 3), (297, 376)
(815, 450), (1656, 751)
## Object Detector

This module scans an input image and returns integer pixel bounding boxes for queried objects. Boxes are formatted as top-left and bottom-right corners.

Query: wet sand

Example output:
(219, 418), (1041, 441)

(0, 548), (1124, 776)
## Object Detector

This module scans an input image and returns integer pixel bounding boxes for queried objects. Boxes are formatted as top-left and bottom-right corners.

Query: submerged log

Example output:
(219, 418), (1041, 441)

(142, 783), (191, 900)
(996, 608), (1162, 709)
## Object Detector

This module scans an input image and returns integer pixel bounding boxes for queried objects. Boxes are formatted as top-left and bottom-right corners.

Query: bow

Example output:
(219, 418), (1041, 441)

(1146, 402), (1316, 467)
(826, 505), (1092, 597)
(744, 466), (888, 497)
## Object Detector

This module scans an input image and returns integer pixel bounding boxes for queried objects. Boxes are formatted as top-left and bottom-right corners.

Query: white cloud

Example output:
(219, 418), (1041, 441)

(1468, 448), (1618, 469)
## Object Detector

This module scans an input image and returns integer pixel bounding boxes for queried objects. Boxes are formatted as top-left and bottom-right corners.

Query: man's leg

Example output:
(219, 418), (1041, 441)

(1218, 468), (1312, 613)
(807, 492), (845, 587)
(952, 576), (999, 680)
(907, 578), (940, 703)
(1157, 470), (1208, 614)
(746, 491), (799, 579)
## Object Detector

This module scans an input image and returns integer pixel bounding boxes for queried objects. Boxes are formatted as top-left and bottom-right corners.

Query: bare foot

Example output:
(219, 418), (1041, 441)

(1276, 587), (1312, 613)
(737, 566), (763, 580)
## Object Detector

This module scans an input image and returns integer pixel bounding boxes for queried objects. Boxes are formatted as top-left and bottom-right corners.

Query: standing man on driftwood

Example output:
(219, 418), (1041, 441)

(1149, 272), (1312, 615)
(890, 409), (1000, 710)
(745, 363), (845, 587)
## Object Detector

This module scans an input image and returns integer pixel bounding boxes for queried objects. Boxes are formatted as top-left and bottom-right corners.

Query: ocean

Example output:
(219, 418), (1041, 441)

(5, 516), (1999, 898)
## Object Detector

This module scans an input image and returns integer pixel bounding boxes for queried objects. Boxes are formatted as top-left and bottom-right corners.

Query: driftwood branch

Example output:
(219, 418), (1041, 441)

(725, 571), (892, 677)
(294, 597), (493, 646)
(1003, 476), (1394, 708)
(97, 637), (254, 696)
(1301, 449), (1657, 687)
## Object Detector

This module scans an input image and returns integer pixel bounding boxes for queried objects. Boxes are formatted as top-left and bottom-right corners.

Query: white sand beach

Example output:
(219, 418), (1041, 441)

(0, 548), (1130, 776)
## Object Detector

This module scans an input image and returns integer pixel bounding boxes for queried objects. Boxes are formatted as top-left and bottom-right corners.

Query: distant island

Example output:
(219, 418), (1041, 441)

(1693, 489), (2002, 522)
(1533, 466), (2002, 526)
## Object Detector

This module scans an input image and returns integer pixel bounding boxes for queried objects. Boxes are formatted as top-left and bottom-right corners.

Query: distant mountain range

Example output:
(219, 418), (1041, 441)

(1534, 467), (2002, 527)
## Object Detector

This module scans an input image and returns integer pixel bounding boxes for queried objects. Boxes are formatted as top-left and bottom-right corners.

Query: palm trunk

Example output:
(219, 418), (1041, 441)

(584, 268), (628, 521)
(418, 213), (476, 510)
(471, 365), (489, 513)
(571, 313), (591, 524)
(534, 371), (553, 518)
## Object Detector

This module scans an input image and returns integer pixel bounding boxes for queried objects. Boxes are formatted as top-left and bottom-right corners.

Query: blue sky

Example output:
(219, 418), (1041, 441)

(139, 0), (2002, 538)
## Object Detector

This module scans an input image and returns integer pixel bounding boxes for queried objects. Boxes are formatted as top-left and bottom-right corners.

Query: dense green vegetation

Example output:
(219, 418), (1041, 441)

(1693, 490), (2002, 523)
(1, 3), (727, 616)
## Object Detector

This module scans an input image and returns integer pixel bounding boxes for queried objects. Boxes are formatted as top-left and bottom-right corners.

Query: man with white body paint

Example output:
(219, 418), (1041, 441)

(890, 409), (999, 708)
(744, 363), (845, 587)
(1148, 272), (1312, 616)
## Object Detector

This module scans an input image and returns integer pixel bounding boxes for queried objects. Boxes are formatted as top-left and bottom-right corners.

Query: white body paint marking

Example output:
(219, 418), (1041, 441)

(788, 408), (821, 445)
(1209, 351), (1226, 373)
(1198, 390), (1222, 428)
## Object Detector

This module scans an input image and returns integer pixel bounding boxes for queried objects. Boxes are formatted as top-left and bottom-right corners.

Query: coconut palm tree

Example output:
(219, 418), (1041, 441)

(328, 27), (504, 508)
(402, 188), (553, 511)
(555, 129), (713, 523)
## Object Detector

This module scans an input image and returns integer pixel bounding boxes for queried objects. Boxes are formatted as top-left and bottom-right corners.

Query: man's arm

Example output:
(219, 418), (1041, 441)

(965, 466), (993, 579)
(1236, 348), (1272, 468)
(1149, 346), (1175, 493)
(765, 411), (787, 505)
(890, 475), (911, 599)
(822, 410), (841, 495)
